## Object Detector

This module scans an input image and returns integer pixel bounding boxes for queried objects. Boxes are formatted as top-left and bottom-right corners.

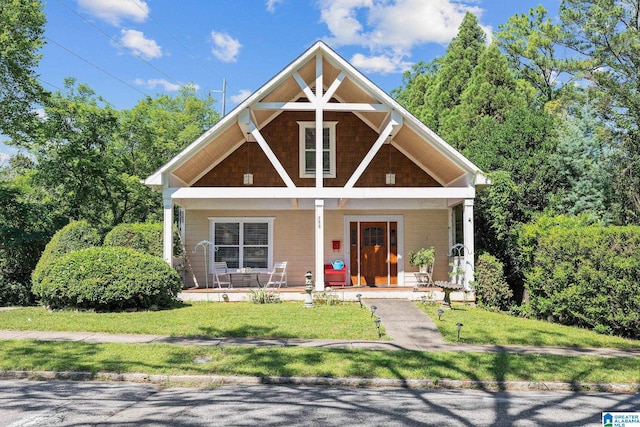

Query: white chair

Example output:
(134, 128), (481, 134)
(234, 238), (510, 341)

(212, 261), (232, 288)
(265, 261), (287, 288)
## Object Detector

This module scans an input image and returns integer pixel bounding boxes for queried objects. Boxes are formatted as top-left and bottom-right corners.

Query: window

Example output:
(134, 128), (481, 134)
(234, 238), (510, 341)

(298, 121), (337, 178)
(452, 205), (464, 245)
(208, 218), (274, 270)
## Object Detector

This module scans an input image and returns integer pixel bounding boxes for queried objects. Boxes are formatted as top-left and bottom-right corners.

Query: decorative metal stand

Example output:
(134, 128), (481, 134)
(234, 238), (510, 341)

(193, 240), (213, 302)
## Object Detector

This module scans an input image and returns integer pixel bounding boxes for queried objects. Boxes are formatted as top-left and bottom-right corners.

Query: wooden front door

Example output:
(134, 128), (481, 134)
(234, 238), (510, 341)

(350, 221), (398, 286)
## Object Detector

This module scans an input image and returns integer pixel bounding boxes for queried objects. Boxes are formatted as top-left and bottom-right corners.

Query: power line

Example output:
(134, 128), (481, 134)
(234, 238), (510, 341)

(56, 0), (182, 88)
(126, 0), (230, 88)
(45, 36), (149, 97)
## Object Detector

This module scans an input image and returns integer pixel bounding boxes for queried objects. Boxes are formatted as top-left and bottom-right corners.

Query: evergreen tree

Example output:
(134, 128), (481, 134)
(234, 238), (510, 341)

(424, 12), (487, 133)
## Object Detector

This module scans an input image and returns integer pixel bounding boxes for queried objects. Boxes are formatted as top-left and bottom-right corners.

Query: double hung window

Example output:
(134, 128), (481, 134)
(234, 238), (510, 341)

(298, 121), (337, 178)
(209, 218), (274, 270)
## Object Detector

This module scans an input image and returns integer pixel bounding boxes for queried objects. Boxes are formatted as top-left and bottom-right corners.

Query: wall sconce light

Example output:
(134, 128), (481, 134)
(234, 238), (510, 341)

(385, 173), (396, 185)
(385, 141), (395, 185)
(244, 136), (253, 185)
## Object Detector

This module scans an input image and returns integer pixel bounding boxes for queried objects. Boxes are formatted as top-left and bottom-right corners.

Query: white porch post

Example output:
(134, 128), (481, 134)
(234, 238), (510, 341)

(163, 195), (173, 266)
(315, 199), (325, 291)
(463, 198), (475, 289)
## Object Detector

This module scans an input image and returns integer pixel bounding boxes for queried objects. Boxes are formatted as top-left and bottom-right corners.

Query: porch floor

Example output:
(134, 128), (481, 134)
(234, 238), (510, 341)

(180, 286), (473, 303)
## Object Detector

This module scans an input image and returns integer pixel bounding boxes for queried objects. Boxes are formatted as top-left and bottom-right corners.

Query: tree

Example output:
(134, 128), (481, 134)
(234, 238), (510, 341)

(497, 5), (579, 106)
(560, 0), (640, 223)
(392, 12), (486, 133)
(548, 99), (614, 222)
(0, 182), (63, 305)
(18, 80), (218, 232)
(424, 12), (487, 133)
(118, 85), (218, 178)
(0, 0), (47, 139)
(440, 42), (527, 148)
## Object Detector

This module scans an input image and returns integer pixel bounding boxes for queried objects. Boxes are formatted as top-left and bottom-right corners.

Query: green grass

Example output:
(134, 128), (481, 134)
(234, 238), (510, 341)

(1, 340), (639, 385)
(419, 304), (640, 349)
(0, 302), (381, 340)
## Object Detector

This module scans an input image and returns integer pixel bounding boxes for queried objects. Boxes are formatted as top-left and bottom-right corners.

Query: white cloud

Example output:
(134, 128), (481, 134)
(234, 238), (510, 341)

(120, 29), (162, 59)
(134, 79), (200, 92)
(0, 152), (10, 164)
(350, 53), (411, 74)
(319, 0), (489, 74)
(210, 31), (242, 63)
(266, 0), (284, 13)
(77, 0), (150, 26)
(230, 89), (252, 104)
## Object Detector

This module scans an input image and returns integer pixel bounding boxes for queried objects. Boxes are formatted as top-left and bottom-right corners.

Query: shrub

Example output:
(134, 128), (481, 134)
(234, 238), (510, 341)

(525, 224), (640, 339)
(104, 223), (163, 257)
(31, 221), (101, 288)
(473, 253), (513, 311)
(32, 246), (182, 311)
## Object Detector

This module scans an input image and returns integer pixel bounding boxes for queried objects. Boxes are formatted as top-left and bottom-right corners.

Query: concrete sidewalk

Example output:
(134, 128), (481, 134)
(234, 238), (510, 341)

(1, 299), (639, 358)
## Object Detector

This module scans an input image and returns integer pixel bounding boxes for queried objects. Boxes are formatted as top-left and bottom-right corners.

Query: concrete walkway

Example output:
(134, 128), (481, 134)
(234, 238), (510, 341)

(1, 299), (639, 358)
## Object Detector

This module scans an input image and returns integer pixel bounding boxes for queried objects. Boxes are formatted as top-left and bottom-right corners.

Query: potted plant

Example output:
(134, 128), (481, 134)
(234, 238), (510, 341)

(408, 247), (435, 272)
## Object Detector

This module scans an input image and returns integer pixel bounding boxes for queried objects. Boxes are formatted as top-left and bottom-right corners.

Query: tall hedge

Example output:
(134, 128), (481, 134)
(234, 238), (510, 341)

(526, 225), (640, 339)
(32, 246), (182, 311)
(103, 223), (163, 258)
(31, 221), (101, 288)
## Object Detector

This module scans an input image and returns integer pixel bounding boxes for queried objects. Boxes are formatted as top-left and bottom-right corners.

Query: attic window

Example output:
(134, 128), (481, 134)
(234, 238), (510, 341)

(298, 121), (337, 178)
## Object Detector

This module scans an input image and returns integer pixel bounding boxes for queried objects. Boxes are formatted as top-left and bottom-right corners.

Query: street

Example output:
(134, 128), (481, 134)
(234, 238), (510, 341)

(1, 379), (638, 426)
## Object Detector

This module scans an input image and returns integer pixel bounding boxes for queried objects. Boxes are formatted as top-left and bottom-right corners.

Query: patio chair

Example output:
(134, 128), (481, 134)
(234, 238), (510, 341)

(265, 261), (287, 288)
(212, 261), (232, 289)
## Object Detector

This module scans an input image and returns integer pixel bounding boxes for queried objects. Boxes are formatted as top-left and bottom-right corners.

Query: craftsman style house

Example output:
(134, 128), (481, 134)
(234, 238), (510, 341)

(145, 41), (487, 291)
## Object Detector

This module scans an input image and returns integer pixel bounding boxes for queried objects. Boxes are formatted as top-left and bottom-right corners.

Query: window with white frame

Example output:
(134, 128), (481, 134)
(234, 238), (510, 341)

(209, 218), (274, 270)
(298, 121), (337, 178)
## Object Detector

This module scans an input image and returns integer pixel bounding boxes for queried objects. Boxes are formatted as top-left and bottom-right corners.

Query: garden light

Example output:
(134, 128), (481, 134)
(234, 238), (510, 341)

(370, 305), (377, 317)
(456, 322), (464, 342)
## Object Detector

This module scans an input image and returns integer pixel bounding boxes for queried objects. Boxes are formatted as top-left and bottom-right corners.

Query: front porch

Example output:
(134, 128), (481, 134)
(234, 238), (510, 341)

(179, 285), (475, 304)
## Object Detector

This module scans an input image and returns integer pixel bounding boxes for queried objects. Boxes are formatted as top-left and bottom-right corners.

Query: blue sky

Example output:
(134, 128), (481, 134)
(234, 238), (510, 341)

(1, 0), (561, 162)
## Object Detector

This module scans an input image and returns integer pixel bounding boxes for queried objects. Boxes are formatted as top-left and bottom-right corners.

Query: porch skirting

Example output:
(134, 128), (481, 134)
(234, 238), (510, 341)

(179, 287), (475, 303)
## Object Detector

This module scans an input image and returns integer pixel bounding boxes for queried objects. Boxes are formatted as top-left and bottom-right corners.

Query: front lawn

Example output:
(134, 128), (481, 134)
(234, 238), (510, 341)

(0, 302), (381, 340)
(420, 304), (640, 349)
(1, 340), (639, 385)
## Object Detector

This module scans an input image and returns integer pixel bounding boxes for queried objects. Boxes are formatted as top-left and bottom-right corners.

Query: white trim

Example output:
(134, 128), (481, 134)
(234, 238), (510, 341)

(207, 217), (275, 273)
(170, 186), (476, 200)
(315, 199), (325, 291)
(298, 121), (337, 179)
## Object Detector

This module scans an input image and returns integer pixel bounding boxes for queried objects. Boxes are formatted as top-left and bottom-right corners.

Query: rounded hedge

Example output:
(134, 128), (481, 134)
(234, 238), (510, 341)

(32, 221), (101, 288)
(32, 246), (182, 311)
(103, 223), (164, 258)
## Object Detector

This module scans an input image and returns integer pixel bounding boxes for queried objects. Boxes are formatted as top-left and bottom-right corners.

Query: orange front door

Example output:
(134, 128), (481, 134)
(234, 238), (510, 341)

(350, 221), (398, 286)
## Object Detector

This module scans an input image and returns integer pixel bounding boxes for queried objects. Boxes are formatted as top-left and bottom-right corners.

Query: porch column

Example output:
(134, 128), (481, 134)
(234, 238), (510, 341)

(315, 199), (325, 291)
(463, 198), (475, 289)
(163, 196), (173, 266)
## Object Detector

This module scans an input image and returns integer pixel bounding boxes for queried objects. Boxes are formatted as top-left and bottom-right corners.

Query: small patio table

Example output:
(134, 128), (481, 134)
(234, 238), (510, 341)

(230, 270), (261, 288)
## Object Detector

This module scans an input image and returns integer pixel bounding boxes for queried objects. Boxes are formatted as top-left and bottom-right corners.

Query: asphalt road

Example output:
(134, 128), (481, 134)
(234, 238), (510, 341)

(1, 379), (638, 426)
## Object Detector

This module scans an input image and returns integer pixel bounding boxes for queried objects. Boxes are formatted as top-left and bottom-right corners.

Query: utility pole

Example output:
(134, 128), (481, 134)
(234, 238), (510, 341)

(209, 78), (227, 116)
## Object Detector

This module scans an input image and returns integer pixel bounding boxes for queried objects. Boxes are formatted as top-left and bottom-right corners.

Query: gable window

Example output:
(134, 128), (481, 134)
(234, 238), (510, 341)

(298, 121), (337, 178)
(208, 217), (274, 270)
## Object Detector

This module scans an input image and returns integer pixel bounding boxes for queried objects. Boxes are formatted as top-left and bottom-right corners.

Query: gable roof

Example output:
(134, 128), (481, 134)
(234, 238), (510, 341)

(145, 41), (487, 189)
